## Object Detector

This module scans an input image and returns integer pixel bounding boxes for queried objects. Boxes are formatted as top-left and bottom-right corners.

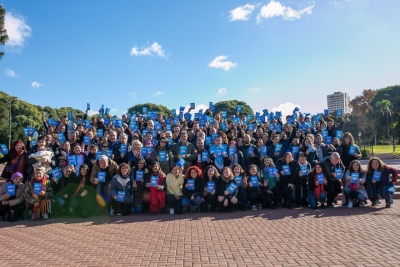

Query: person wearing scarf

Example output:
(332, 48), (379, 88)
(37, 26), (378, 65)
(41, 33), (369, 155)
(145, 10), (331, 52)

(307, 163), (327, 209)
(25, 167), (54, 220)
(146, 162), (166, 213)
(0, 140), (27, 181)
(110, 163), (134, 216)
(0, 172), (27, 221)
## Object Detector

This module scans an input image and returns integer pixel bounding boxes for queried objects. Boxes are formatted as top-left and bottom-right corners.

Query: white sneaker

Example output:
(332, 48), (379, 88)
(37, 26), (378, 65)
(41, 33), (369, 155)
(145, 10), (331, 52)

(360, 201), (365, 208)
(170, 208), (175, 215)
(251, 205), (257, 211)
(43, 213), (49, 220)
(347, 202), (353, 208)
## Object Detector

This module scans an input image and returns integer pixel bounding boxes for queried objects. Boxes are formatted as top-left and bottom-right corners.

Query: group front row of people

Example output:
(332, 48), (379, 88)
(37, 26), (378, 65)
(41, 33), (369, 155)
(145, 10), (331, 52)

(0, 151), (397, 221)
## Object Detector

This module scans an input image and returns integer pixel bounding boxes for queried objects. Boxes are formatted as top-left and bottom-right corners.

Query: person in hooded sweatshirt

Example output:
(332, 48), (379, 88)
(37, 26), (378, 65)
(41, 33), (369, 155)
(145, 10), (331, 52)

(110, 163), (135, 216)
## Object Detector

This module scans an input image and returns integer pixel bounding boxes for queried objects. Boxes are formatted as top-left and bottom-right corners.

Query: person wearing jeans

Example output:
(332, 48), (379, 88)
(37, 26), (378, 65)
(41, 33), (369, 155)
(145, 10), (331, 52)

(343, 160), (368, 208)
(366, 157), (398, 208)
(182, 166), (204, 213)
(307, 163), (327, 209)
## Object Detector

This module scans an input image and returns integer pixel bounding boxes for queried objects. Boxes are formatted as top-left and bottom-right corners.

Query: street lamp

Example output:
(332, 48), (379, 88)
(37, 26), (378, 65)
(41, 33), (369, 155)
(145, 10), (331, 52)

(8, 96), (17, 148)
(384, 93), (396, 152)
(358, 132), (361, 147)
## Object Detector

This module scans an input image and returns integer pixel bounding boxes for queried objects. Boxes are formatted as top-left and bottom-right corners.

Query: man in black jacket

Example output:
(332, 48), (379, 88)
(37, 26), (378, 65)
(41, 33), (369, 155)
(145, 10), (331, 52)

(321, 152), (345, 208)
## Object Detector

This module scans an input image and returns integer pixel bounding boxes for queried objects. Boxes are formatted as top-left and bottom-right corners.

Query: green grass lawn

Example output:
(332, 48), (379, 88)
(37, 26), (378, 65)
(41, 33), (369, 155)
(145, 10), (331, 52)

(362, 145), (400, 155)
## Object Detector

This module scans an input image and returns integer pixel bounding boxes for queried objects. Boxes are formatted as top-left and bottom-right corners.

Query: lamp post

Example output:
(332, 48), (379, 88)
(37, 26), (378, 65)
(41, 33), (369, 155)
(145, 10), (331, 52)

(8, 97), (16, 148)
(358, 131), (361, 147)
(384, 93), (396, 152)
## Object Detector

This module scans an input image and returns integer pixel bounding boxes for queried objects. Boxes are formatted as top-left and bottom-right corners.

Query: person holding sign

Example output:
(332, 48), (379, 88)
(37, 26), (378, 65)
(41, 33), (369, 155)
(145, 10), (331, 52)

(172, 131), (197, 173)
(113, 134), (130, 164)
(166, 165), (184, 214)
(343, 160), (367, 208)
(25, 167), (54, 220)
(202, 165), (220, 212)
(209, 136), (229, 173)
(131, 159), (150, 213)
(182, 166), (204, 213)
(65, 144), (87, 176)
(127, 140), (144, 167)
(52, 165), (79, 215)
(246, 165), (262, 210)
(90, 155), (119, 215)
(151, 137), (174, 175)
(110, 163), (135, 216)
(321, 152), (345, 208)
(307, 163), (327, 209)
(366, 157), (398, 208)
(267, 135), (283, 167)
(146, 162), (166, 213)
(258, 157), (280, 209)
(66, 164), (96, 218)
(0, 172), (26, 221)
(0, 140), (27, 181)
(238, 134), (260, 174)
(278, 152), (296, 209)
(300, 137), (317, 168)
(292, 152), (311, 208)
(337, 132), (361, 171)
(232, 164), (248, 211)
(314, 134), (335, 164)
(216, 167), (238, 212)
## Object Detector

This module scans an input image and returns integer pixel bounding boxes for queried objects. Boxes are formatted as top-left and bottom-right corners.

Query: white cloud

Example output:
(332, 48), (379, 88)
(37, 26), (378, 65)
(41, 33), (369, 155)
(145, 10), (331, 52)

(110, 108), (118, 112)
(217, 88), (228, 96)
(129, 92), (137, 99)
(229, 4), (255, 21)
(130, 42), (166, 58)
(257, 0), (314, 22)
(31, 81), (43, 88)
(4, 12), (32, 48)
(185, 104), (210, 116)
(4, 69), (18, 77)
(249, 87), (261, 92)
(272, 102), (301, 122)
(208, 55), (237, 71)
(152, 91), (164, 96)
(87, 110), (98, 116)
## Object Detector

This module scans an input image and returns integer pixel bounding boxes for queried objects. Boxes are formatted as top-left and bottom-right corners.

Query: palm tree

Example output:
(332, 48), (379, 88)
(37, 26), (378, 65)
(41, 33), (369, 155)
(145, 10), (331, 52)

(375, 99), (392, 142)
(0, 4), (9, 59)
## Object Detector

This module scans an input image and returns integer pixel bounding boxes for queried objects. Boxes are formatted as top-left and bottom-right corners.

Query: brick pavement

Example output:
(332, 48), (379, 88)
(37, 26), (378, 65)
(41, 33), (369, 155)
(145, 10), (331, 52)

(1, 201), (400, 266)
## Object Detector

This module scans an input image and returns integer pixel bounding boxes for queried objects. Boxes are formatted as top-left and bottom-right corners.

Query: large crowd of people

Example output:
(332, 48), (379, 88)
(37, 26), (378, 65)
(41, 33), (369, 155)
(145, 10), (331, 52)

(0, 104), (398, 221)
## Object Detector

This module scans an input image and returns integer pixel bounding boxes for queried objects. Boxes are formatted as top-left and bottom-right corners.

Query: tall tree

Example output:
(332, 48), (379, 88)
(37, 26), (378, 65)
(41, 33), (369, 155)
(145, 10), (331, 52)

(375, 100), (392, 142)
(0, 4), (9, 59)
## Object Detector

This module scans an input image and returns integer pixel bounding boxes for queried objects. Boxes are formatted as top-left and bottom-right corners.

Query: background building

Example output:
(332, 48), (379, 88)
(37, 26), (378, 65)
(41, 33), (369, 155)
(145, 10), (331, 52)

(327, 91), (351, 114)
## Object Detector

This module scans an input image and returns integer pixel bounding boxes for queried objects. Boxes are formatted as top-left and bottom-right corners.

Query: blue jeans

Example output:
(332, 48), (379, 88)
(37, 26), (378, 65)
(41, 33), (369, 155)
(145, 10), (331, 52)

(379, 185), (395, 204)
(182, 196), (202, 208)
(343, 187), (367, 203)
(308, 190), (327, 209)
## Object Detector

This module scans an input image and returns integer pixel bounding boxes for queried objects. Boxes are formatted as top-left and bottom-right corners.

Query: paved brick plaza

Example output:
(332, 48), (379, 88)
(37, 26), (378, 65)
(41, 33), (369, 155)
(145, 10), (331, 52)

(1, 201), (399, 267)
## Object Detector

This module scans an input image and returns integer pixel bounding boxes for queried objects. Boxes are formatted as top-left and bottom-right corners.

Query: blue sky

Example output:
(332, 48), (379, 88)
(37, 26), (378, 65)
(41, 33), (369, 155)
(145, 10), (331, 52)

(1, 0), (399, 119)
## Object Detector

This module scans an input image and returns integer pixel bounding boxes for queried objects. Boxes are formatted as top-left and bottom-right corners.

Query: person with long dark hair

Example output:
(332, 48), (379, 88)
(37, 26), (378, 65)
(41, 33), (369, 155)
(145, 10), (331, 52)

(366, 157), (398, 208)
(343, 160), (367, 208)
(110, 163), (135, 216)
(0, 140), (27, 181)
(307, 163), (327, 209)
(202, 165), (220, 212)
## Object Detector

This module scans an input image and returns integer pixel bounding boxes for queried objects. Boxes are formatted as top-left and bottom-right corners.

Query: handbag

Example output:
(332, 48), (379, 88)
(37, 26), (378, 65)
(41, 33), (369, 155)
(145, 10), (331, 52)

(5, 155), (22, 173)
